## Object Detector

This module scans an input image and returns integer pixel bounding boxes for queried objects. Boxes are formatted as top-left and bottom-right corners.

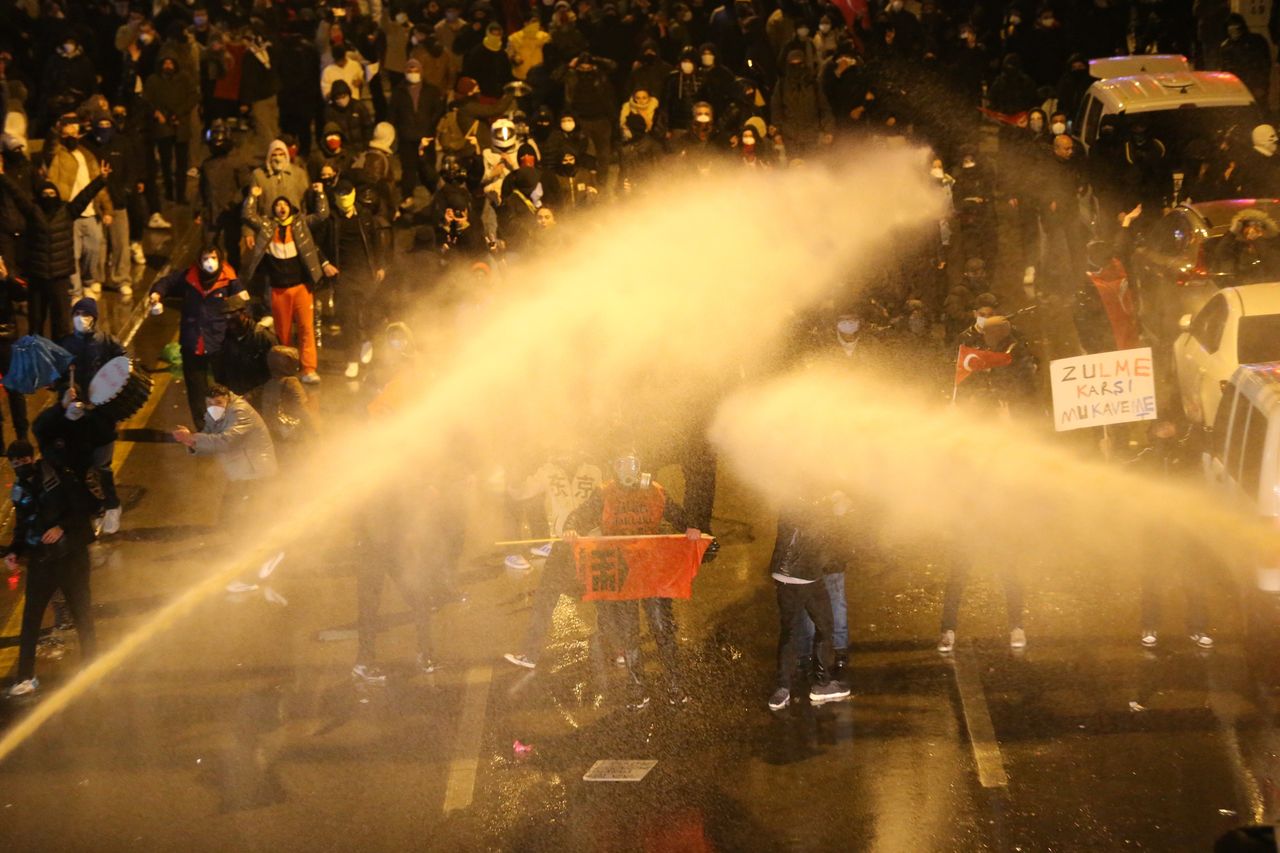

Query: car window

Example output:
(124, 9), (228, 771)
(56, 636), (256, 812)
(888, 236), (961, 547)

(1213, 382), (1237, 456)
(1191, 293), (1229, 353)
(1238, 314), (1280, 364)
(1242, 403), (1268, 495)
(1227, 391), (1250, 472)
(1148, 214), (1190, 255)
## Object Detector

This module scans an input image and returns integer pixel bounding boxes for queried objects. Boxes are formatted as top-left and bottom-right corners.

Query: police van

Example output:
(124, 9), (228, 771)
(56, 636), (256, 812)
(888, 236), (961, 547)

(1073, 57), (1259, 158)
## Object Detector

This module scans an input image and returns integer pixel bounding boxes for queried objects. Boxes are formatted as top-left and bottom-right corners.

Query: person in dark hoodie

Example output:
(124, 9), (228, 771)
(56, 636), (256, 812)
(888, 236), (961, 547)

(142, 53), (199, 205)
(198, 118), (248, 269)
(556, 53), (619, 174)
(1055, 54), (1091, 130)
(217, 305), (278, 406)
(0, 254), (28, 445)
(323, 79), (375, 152)
(148, 245), (248, 423)
(260, 345), (315, 463)
(0, 160), (107, 340)
(462, 21), (513, 99)
(320, 180), (387, 379)
(662, 46), (702, 135)
(309, 122), (355, 182)
(1221, 13), (1272, 104)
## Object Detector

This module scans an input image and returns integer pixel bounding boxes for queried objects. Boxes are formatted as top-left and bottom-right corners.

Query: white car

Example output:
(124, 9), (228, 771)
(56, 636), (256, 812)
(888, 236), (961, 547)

(1174, 282), (1280, 424)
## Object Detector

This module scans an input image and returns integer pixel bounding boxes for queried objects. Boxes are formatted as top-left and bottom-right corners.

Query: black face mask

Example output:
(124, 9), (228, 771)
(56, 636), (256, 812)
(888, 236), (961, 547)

(39, 195), (61, 212)
(62, 135), (79, 150)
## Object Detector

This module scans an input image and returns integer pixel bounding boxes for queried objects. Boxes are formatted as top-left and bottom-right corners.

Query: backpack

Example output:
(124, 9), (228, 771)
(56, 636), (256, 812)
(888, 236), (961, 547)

(436, 109), (479, 155)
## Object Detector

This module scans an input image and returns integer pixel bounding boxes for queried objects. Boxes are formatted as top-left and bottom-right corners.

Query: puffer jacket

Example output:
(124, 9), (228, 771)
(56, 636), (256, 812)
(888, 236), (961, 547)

(191, 394), (278, 481)
(150, 262), (247, 355)
(1, 173), (105, 279)
(241, 191), (330, 287)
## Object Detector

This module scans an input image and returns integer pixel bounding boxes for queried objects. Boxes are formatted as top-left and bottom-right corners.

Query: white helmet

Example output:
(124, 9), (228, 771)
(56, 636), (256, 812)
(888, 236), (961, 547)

(491, 118), (517, 150)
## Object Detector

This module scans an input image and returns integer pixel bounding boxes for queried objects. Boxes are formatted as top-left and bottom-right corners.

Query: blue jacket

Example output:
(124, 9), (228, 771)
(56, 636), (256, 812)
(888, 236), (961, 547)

(151, 263), (247, 355)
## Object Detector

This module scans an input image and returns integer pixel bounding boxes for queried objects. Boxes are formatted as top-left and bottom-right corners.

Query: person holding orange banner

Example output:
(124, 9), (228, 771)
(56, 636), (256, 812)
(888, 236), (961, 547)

(562, 449), (702, 712)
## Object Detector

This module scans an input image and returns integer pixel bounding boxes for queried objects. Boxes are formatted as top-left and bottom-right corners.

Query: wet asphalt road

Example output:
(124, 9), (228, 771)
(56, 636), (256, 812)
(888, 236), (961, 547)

(0, 224), (1276, 852)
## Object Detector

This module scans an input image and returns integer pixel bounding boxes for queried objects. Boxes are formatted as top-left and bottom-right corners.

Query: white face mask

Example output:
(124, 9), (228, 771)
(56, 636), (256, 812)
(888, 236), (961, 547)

(796, 25), (810, 37)
(73, 315), (94, 333)
(974, 315), (988, 330)
(701, 54), (714, 67)
(560, 119), (575, 132)
(201, 256), (219, 273)
(818, 22), (831, 33)
(930, 166), (945, 179)
(680, 60), (695, 74)
(206, 404), (227, 422)
(1051, 121), (1066, 136)
(406, 72), (422, 84)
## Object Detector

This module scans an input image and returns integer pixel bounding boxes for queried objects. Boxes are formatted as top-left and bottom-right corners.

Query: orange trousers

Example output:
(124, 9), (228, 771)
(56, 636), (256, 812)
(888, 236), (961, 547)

(270, 284), (317, 374)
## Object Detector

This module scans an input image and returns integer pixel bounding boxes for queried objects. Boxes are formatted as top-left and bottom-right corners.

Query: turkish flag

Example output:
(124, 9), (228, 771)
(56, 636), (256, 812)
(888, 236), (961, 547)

(573, 535), (711, 601)
(955, 345), (1013, 384)
(1088, 258), (1141, 351)
(978, 106), (1030, 127)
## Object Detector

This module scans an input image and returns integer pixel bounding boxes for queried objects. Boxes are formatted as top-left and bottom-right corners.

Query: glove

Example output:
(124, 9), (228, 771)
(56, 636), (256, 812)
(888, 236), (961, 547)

(150, 301), (164, 316)
(64, 401), (86, 421)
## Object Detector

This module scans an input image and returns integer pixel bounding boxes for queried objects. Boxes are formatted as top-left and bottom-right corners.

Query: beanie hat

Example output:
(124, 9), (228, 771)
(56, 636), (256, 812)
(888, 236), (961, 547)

(72, 296), (99, 320)
(455, 76), (480, 97)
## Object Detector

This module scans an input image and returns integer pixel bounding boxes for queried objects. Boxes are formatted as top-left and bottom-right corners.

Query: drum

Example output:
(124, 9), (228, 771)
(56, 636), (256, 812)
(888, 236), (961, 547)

(88, 356), (154, 423)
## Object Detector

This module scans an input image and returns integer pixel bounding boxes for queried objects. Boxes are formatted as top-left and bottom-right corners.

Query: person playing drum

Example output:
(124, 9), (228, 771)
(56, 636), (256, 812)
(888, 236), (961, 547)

(34, 297), (127, 535)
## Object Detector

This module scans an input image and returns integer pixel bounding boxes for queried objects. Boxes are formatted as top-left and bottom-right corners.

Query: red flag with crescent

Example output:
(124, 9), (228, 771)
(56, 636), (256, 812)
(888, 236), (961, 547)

(977, 106), (1030, 127)
(955, 345), (1013, 384)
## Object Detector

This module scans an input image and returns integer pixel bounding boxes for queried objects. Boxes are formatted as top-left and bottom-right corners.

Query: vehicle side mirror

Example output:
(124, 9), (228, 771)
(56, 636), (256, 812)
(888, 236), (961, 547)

(1178, 314), (1193, 332)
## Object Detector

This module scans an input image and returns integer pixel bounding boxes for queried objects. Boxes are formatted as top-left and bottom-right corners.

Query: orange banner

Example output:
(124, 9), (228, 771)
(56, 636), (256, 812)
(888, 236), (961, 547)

(573, 536), (711, 601)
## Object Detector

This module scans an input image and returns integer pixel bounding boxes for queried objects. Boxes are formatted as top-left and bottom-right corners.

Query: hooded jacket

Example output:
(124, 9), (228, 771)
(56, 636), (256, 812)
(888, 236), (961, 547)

(323, 80), (375, 150)
(143, 55), (200, 141)
(261, 346), (313, 443)
(241, 192), (330, 287)
(151, 260), (248, 355)
(247, 138), (310, 224)
(1, 174), (106, 279)
(58, 297), (128, 405)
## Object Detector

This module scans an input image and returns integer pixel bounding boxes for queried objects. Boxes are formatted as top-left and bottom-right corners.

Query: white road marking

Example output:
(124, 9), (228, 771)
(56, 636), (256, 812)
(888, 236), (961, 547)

(951, 652), (1009, 788)
(442, 664), (493, 812)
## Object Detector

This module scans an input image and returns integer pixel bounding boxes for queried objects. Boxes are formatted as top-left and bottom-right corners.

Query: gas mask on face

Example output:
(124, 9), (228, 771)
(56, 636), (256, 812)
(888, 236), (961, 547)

(73, 315), (95, 333)
(613, 453), (649, 488)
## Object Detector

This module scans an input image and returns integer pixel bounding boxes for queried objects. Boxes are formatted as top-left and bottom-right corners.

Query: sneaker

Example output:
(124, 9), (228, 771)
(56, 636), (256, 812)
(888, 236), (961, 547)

(937, 630), (956, 653)
(102, 507), (121, 535)
(1023, 265), (1036, 285)
(530, 543), (553, 558)
(6, 677), (38, 698)
(258, 551), (284, 580)
(119, 283), (132, 298)
(130, 242), (145, 264)
(87, 282), (102, 298)
(614, 653), (627, 667)
(352, 664), (387, 686)
(417, 654), (438, 674)
(345, 362), (359, 379)
(225, 580), (259, 593)
(809, 681), (851, 704)
(186, 167), (200, 178)
(1010, 628), (1027, 650)
(1191, 633), (1214, 649)
(767, 687), (791, 711)
(300, 372), (321, 385)
(147, 212), (173, 230)
(504, 554), (531, 571)
(1141, 629), (1158, 648)
(504, 653), (536, 669)
(360, 340), (374, 364)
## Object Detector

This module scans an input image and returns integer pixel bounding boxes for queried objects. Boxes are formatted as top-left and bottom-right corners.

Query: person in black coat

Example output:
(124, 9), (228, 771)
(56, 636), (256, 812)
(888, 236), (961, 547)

(388, 58), (446, 196)
(273, 29), (323, 157)
(4, 439), (97, 698)
(0, 161), (107, 339)
(1221, 14), (1271, 104)
(318, 181), (388, 379)
(0, 254), (28, 445)
(217, 306), (278, 406)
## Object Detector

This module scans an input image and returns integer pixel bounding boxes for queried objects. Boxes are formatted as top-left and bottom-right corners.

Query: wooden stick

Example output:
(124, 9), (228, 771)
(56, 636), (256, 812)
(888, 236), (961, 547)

(494, 533), (712, 546)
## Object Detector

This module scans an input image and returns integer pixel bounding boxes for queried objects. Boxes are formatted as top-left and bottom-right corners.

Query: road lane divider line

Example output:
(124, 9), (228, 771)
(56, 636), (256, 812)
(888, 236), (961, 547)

(442, 664), (493, 812)
(952, 652), (1009, 789)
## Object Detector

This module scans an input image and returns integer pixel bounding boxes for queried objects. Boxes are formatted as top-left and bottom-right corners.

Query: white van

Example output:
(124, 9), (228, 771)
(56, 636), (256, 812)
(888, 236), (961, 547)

(1073, 68), (1259, 157)
(1205, 362), (1280, 590)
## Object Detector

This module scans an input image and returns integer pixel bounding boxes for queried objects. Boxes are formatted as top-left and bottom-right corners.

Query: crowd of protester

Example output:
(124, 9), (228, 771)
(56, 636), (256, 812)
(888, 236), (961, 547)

(1, 0), (1278, 705)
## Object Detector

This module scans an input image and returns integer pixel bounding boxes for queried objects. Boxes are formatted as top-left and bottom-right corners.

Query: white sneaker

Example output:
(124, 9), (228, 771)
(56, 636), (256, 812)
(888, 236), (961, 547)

(186, 167), (200, 178)
(1141, 629), (1158, 648)
(504, 653), (536, 669)
(87, 282), (102, 298)
(1022, 265), (1036, 285)
(300, 372), (321, 385)
(767, 687), (790, 711)
(101, 507), (121, 535)
(529, 543), (553, 558)
(345, 362), (359, 379)
(937, 630), (956, 653)
(130, 242), (145, 264)
(1191, 633), (1214, 649)
(360, 341), (374, 364)
(258, 315), (274, 330)
(504, 554), (531, 571)
(119, 283), (133, 298)
(352, 664), (387, 686)
(258, 551), (284, 580)
(1010, 628), (1027, 650)
(6, 677), (38, 698)
(147, 212), (173, 230)
(225, 580), (259, 593)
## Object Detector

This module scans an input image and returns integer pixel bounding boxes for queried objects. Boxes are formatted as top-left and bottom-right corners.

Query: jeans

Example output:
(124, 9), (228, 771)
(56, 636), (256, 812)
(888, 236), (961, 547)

(90, 442), (120, 511)
(72, 215), (105, 290)
(796, 572), (848, 657)
(940, 556), (1024, 633)
(356, 556), (434, 665)
(103, 207), (131, 286)
(155, 137), (189, 203)
(17, 542), (95, 680)
(608, 597), (680, 689)
(775, 579), (834, 690)
(519, 542), (576, 663)
(27, 276), (72, 339)
(1141, 564), (1208, 635)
